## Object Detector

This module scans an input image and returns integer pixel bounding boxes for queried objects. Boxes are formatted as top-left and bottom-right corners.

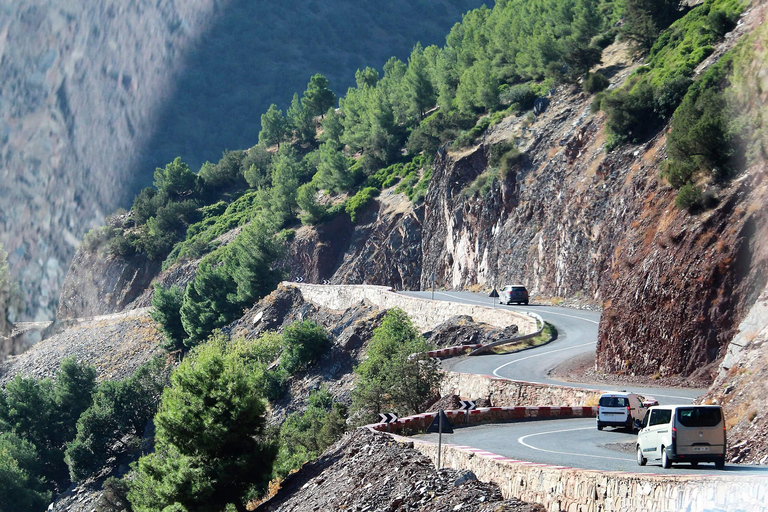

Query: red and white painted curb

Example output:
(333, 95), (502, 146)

(366, 406), (598, 433)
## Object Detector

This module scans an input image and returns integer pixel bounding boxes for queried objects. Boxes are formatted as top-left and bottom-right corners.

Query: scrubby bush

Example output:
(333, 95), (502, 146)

(0, 432), (51, 511)
(654, 75), (693, 118)
(273, 388), (347, 479)
(346, 187), (380, 222)
(127, 341), (276, 512)
(0, 357), (97, 490)
(352, 309), (442, 422)
(151, 284), (186, 352)
(65, 357), (169, 482)
(499, 83), (537, 110)
(583, 72), (610, 94)
(602, 80), (656, 141)
(281, 320), (331, 373)
(674, 183), (703, 212)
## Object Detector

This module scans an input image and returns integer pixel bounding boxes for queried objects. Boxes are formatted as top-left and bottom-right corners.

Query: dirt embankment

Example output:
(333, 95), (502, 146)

(256, 429), (544, 512)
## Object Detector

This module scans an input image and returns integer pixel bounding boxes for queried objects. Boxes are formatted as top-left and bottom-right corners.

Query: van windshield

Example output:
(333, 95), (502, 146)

(677, 407), (722, 427)
(599, 396), (628, 407)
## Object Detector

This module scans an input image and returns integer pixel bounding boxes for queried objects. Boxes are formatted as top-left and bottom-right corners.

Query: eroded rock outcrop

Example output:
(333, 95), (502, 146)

(256, 429), (544, 512)
(56, 247), (161, 319)
(330, 189), (423, 290)
(281, 189), (423, 289)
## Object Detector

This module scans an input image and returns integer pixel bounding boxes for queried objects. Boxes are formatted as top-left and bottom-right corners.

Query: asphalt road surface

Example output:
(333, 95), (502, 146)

(402, 290), (703, 402)
(414, 417), (768, 475)
(402, 290), (764, 472)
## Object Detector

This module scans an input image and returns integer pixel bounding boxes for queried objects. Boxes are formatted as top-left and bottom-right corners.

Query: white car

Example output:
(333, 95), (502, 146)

(596, 392), (649, 432)
(636, 405), (726, 468)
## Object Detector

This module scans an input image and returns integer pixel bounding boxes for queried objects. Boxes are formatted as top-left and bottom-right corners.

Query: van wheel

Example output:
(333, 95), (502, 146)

(597, 424), (603, 431)
(661, 448), (672, 468)
(715, 459), (725, 469)
(636, 446), (646, 466)
(690, 462), (698, 467)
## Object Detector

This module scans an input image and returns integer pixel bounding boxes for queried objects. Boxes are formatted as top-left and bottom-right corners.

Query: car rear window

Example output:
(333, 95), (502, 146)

(599, 396), (628, 407)
(511, 287), (527, 292)
(677, 407), (722, 427)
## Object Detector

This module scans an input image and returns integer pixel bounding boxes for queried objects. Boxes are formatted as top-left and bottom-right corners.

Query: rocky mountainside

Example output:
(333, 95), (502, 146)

(1, 0), (484, 322)
(419, 5), (768, 378)
(256, 429), (543, 512)
(0, 0), (220, 322)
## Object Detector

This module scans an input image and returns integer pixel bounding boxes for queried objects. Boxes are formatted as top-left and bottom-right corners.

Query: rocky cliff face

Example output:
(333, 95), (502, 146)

(420, 30), (767, 377)
(330, 189), (423, 290)
(281, 189), (423, 289)
(56, 245), (161, 320)
(0, 0), (220, 321)
(703, 281), (768, 464)
(420, 93), (621, 302)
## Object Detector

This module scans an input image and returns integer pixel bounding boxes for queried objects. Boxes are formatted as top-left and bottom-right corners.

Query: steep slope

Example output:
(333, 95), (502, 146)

(0, 0), (485, 322)
(0, 0), (220, 322)
(420, 5), (768, 378)
(256, 429), (543, 512)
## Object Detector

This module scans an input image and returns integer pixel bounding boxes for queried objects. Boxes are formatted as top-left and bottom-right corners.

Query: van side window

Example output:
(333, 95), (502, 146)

(649, 409), (672, 426)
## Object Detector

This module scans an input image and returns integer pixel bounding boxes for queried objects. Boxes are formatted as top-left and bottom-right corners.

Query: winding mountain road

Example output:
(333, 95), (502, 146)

(401, 290), (768, 474)
(402, 290), (703, 401)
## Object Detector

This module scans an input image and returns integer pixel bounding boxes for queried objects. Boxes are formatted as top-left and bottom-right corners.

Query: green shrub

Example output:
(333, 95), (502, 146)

(590, 91), (607, 113)
(499, 83), (537, 110)
(352, 309), (441, 422)
(602, 80), (656, 141)
(654, 75), (693, 118)
(151, 284), (186, 352)
(346, 187), (380, 222)
(674, 183), (703, 212)
(591, 29), (617, 49)
(65, 357), (169, 482)
(666, 58), (734, 186)
(273, 388), (347, 480)
(281, 320), (331, 373)
(583, 72), (610, 94)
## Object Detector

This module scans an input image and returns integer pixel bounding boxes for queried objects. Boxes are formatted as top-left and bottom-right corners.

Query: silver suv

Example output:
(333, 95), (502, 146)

(500, 285), (529, 305)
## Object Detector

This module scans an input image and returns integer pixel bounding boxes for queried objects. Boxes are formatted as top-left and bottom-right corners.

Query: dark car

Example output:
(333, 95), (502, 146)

(500, 285), (529, 305)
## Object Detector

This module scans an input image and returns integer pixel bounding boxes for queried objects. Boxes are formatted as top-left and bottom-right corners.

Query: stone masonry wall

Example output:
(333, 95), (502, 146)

(405, 438), (767, 512)
(286, 283), (538, 334)
(441, 371), (605, 407)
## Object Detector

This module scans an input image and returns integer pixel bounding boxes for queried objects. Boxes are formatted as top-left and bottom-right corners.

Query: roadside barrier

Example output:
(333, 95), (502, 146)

(366, 405), (597, 434)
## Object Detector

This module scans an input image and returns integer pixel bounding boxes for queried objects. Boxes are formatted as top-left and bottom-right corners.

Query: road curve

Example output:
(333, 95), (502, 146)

(401, 290), (704, 402)
(414, 417), (768, 475)
(402, 290), (747, 472)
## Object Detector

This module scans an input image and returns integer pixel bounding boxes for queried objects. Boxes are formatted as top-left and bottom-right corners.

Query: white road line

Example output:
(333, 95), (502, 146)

(492, 341), (596, 378)
(432, 291), (600, 324)
(518, 426), (633, 461)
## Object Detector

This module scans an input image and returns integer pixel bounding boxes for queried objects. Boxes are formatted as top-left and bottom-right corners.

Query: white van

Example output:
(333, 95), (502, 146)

(636, 405), (726, 468)
(596, 392), (648, 432)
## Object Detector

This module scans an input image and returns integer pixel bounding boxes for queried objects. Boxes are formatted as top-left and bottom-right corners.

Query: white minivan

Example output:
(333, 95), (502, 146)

(636, 405), (726, 468)
(596, 392), (648, 432)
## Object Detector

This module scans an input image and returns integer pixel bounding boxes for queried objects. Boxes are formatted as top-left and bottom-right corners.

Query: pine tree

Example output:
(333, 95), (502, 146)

(259, 104), (288, 148)
(303, 74), (336, 117)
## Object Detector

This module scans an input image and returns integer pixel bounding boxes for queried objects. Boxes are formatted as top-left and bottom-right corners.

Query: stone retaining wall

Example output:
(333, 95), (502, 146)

(403, 438), (768, 512)
(284, 282), (538, 334)
(441, 371), (606, 407)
